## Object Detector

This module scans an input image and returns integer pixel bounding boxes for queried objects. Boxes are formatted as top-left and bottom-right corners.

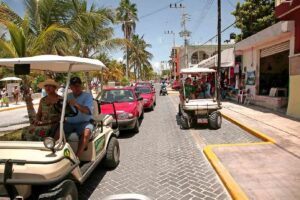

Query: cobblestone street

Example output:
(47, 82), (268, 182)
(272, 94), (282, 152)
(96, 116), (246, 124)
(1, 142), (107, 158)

(78, 93), (260, 200)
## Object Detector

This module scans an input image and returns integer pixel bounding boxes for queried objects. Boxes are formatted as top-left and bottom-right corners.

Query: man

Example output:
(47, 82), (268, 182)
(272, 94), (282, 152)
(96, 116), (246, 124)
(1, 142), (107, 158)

(64, 77), (94, 157)
(180, 77), (196, 101)
(13, 86), (20, 105)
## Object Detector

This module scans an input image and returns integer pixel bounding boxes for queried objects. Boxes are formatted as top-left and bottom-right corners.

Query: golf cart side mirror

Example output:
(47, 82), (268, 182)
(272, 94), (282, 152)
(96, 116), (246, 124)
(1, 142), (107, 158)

(138, 96), (143, 101)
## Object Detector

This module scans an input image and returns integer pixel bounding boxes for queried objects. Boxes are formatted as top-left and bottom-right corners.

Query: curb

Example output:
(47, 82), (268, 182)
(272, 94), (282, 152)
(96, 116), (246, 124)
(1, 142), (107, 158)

(202, 113), (276, 200)
(221, 113), (276, 143)
(0, 103), (39, 112)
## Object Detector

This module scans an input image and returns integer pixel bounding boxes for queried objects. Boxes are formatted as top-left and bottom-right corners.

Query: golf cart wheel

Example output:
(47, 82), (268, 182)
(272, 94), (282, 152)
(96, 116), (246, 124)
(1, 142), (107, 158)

(104, 137), (120, 169)
(209, 111), (222, 130)
(38, 179), (78, 200)
(133, 119), (140, 133)
(180, 116), (190, 129)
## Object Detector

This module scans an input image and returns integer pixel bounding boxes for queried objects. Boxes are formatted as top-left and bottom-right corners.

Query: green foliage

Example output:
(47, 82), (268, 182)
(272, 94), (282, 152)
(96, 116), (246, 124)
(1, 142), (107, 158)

(232, 0), (276, 40)
(30, 74), (45, 92)
(120, 77), (130, 86)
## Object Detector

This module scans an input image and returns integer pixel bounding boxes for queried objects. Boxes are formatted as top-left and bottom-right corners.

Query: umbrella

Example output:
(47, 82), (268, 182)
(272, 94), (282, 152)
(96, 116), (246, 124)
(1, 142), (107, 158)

(0, 77), (22, 81)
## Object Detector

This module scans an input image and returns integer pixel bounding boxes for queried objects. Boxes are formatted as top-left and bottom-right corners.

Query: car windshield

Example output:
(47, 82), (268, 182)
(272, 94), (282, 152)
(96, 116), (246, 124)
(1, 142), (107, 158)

(100, 89), (135, 103)
(135, 87), (151, 94)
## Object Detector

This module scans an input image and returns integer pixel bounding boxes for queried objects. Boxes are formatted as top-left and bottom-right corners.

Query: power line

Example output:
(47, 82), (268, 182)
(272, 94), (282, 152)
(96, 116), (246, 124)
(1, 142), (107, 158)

(198, 21), (236, 47)
(193, 0), (215, 32)
(139, 0), (184, 19)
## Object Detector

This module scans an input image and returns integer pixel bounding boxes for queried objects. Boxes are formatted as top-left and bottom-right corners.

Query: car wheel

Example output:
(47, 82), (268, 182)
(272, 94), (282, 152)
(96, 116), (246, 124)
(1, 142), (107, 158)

(154, 101), (156, 106)
(38, 180), (78, 200)
(104, 137), (120, 169)
(133, 119), (140, 133)
(140, 110), (144, 120)
(178, 104), (182, 116)
(150, 104), (154, 111)
(208, 111), (222, 130)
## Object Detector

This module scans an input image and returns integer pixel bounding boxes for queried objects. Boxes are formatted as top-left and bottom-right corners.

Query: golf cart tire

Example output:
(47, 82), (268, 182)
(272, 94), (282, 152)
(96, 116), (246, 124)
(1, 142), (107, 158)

(133, 119), (140, 133)
(38, 179), (78, 200)
(178, 104), (182, 116)
(104, 137), (120, 169)
(209, 111), (222, 130)
(180, 116), (190, 129)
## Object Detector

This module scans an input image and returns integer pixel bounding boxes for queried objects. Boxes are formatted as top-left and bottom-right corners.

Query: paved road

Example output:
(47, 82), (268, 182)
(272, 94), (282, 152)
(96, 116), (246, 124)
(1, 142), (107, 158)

(0, 90), (260, 199)
(78, 93), (260, 200)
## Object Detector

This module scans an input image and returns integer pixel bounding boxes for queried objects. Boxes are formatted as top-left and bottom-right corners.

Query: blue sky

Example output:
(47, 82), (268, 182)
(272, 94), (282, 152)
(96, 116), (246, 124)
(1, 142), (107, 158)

(2, 0), (241, 72)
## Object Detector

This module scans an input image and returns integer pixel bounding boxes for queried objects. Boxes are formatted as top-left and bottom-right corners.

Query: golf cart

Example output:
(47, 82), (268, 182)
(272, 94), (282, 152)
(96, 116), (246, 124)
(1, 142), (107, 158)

(0, 55), (120, 199)
(178, 67), (222, 129)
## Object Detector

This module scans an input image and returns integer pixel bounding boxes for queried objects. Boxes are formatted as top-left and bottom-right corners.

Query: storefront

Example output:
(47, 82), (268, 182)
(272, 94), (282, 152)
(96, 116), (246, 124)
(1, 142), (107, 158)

(235, 21), (294, 111)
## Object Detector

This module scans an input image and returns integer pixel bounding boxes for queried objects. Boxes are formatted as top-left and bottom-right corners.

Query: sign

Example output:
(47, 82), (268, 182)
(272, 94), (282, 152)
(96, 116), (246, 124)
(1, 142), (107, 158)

(246, 71), (256, 85)
(64, 149), (70, 157)
(95, 135), (105, 155)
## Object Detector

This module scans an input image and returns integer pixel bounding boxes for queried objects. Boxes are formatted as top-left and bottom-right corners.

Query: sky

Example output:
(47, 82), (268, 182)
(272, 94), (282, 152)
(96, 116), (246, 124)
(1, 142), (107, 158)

(2, 0), (242, 72)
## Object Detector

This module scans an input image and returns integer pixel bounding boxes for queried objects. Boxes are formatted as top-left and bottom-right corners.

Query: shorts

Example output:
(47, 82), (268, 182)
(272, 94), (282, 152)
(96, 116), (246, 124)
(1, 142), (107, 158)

(64, 122), (94, 137)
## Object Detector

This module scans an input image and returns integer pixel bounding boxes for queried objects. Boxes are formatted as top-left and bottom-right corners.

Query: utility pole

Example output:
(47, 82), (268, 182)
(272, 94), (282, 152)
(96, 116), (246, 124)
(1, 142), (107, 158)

(170, 3), (191, 69)
(217, 0), (221, 106)
(164, 30), (176, 80)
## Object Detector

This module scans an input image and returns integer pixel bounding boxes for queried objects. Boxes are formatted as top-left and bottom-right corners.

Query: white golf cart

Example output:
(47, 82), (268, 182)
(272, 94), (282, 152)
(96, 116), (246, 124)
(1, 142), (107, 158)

(0, 55), (120, 199)
(178, 67), (222, 129)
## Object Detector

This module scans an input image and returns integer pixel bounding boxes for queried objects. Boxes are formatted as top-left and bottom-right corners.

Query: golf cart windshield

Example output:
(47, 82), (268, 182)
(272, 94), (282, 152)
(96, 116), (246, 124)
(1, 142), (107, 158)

(180, 67), (217, 100)
(100, 89), (135, 103)
(0, 55), (106, 145)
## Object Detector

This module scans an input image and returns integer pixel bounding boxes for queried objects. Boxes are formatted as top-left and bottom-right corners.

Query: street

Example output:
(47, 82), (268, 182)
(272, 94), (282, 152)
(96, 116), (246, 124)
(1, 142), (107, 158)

(77, 92), (260, 200)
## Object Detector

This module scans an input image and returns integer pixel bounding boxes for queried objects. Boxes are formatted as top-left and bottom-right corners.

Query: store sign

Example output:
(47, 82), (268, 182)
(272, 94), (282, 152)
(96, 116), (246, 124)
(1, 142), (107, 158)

(246, 71), (256, 85)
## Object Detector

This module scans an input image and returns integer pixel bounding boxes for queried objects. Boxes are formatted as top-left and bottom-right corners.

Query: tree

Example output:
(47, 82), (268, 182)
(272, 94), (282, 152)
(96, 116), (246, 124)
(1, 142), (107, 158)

(116, 0), (138, 78)
(0, 0), (73, 124)
(127, 34), (153, 81)
(232, 0), (276, 41)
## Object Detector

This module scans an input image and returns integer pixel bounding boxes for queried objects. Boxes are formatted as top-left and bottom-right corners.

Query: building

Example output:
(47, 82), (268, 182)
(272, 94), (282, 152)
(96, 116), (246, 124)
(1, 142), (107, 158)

(171, 44), (233, 78)
(275, 0), (300, 118)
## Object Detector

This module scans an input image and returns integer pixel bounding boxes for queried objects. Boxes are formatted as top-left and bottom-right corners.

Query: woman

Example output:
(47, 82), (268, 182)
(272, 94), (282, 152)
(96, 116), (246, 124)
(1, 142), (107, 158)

(23, 79), (62, 141)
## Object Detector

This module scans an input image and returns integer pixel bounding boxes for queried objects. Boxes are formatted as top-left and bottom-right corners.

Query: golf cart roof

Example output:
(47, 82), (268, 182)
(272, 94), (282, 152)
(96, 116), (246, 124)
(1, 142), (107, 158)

(0, 55), (106, 72)
(180, 67), (216, 74)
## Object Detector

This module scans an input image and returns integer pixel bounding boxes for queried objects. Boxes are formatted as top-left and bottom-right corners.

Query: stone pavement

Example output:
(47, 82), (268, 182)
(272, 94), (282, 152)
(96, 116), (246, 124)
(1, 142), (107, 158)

(79, 94), (232, 200)
(215, 101), (300, 200)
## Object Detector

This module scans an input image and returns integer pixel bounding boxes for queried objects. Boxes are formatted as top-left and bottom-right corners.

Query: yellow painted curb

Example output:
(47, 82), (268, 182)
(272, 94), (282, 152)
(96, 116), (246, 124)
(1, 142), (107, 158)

(221, 113), (276, 144)
(202, 113), (276, 200)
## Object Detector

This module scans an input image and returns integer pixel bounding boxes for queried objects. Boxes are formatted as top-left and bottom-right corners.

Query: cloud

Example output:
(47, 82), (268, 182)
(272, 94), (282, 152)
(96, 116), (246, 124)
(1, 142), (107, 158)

(151, 61), (161, 73)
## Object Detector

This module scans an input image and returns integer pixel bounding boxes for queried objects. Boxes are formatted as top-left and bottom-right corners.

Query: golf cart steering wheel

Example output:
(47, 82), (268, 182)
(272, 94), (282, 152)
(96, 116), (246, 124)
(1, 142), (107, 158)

(54, 99), (78, 117)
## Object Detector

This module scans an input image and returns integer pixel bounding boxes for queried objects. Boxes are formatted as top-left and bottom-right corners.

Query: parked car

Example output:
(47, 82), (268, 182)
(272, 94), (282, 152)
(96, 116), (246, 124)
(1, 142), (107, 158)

(135, 81), (155, 92)
(172, 79), (181, 90)
(135, 86), (156, 111)
(99, 87), (144, 133)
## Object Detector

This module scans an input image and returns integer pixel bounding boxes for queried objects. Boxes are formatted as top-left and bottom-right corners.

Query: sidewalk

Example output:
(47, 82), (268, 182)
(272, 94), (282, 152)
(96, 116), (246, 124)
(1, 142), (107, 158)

(0, 99), (40, 112)
(216, 101), (300, 200)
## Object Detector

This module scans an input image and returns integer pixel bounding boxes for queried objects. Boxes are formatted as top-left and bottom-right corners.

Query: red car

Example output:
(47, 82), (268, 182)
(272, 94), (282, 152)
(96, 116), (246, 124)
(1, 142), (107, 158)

(99, 87), (144, 133)
(135, 86), (156, 111)
(135, 81), (155, 92)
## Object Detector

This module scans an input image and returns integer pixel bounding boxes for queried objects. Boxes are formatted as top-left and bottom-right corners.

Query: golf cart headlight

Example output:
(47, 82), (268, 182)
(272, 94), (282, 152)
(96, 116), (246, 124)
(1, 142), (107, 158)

(43, 137), (55, 150)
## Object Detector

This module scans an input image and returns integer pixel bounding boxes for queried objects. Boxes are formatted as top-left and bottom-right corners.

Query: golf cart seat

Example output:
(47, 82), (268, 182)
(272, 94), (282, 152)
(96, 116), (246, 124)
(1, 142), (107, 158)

(92, 100), (114, 126)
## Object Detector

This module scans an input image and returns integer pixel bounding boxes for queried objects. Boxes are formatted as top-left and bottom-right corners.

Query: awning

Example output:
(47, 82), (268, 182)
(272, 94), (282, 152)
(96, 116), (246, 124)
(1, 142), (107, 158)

(198, 48), (234, 68)
(180, 67), (216, 74)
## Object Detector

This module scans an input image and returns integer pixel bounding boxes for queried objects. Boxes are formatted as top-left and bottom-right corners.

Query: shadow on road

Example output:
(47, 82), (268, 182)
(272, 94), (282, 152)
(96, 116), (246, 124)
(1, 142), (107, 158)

(78, 164), (107, 200)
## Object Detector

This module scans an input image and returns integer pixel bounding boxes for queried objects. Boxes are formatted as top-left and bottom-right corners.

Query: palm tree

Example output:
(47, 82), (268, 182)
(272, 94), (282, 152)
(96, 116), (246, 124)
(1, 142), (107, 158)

(116, 0), (138, 78)
(127, 34), (153, 81)
(0, 1), (73, 124)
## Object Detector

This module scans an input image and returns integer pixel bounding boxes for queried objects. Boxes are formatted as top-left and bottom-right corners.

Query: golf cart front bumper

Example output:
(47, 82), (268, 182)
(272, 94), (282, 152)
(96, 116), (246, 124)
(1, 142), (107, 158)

(113, 117), (137, 130)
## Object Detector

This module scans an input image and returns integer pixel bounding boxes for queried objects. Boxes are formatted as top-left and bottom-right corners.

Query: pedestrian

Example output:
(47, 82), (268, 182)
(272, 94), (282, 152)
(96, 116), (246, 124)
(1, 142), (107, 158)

(0, 89), (9, 107)
(13, 86), (20, 105)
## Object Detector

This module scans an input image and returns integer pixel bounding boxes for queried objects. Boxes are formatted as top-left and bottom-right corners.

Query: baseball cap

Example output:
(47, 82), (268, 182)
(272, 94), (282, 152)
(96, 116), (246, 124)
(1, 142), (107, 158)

(70, 77), (82, 85)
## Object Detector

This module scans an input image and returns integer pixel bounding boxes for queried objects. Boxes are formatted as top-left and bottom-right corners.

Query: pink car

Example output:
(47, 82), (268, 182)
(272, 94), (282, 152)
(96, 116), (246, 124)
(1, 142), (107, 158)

(135, 86), (156, 111)
(99, 87), (144, 133)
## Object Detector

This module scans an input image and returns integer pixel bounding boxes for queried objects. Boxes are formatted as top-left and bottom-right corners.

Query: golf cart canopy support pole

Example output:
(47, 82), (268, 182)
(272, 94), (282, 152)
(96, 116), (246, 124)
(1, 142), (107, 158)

(58, 64), (73, 146)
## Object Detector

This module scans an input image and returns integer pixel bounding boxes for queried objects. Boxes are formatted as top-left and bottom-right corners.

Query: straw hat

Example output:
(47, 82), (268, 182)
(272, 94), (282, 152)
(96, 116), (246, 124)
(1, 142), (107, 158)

(38, 79), (59, 88)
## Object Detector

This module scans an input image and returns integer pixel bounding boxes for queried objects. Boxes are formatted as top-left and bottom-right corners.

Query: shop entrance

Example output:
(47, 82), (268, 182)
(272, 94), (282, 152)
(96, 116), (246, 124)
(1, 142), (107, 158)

(259, 50), (289, 99)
